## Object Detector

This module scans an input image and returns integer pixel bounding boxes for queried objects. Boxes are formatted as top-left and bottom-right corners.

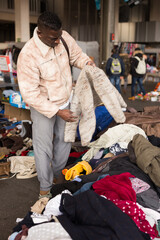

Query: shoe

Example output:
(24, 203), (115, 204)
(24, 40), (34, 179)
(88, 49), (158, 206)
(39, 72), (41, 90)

(128, 96), (135, 101)
(143, 94), (149, 101)
(39, 190), (52, 199)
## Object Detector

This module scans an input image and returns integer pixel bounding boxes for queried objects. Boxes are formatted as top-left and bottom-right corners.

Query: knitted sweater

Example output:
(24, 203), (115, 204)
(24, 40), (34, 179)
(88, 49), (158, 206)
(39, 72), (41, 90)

(64, 65), (127, 146)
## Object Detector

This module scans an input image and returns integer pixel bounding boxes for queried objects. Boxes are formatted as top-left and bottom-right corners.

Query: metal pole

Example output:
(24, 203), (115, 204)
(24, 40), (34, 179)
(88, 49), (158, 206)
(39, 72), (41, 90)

(100, 0), (104, 65)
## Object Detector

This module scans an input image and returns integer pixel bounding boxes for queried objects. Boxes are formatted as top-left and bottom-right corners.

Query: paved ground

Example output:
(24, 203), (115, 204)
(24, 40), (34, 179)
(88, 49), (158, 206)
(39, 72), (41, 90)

(1, 81), (160, 240)
(121, 81), (160, 111)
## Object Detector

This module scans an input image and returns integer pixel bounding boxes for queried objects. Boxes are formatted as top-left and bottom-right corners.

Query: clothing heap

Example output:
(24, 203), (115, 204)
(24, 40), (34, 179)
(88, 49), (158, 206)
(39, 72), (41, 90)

(0, 118), (34, 179)
(8, 123), (160, 240)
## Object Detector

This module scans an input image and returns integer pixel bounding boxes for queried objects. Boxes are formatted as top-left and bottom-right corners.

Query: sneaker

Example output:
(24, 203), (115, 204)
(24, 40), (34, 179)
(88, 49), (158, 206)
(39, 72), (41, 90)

(128, 96), (135, 101)
(39, 190), (52, 200)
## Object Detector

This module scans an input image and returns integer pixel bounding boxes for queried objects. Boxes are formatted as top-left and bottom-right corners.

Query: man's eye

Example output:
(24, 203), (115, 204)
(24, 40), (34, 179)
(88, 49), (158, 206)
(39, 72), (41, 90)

(49, 38), (58, 41)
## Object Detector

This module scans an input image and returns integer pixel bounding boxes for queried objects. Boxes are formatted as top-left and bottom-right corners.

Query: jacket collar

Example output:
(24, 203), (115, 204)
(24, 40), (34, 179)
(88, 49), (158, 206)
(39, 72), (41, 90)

(33, 27), (51, 57)
(111, 53), (119, 58)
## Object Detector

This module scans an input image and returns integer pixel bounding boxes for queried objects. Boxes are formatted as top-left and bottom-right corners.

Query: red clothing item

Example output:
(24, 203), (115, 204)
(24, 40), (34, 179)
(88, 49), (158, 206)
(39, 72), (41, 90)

(69, 151), (87, 158)
(21, 150), (29, 156)
(92, 172), (136, 201)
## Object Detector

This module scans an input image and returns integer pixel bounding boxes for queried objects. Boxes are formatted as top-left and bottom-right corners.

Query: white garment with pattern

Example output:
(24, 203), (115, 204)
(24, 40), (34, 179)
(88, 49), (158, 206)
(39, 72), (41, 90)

(25, 222), (71, 240)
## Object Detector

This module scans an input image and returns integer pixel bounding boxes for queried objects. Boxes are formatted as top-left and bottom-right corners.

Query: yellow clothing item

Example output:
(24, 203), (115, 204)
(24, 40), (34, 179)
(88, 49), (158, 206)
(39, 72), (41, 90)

(65, 160), (92, 181)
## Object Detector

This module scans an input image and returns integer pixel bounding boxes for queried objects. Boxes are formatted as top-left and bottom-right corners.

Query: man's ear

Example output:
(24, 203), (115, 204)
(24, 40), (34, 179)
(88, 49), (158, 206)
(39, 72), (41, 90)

(37, 29), (42, 37)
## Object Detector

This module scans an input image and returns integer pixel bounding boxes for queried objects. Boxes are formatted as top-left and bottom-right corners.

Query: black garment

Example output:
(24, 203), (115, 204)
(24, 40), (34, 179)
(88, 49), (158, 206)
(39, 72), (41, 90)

(12, 212), (34, 232)
(0, 135), (24, 152)
(12, 46), (21, 65)
(79, 171), (106, 183)
(130, 53), (146, 78)
(51, 181), (84, 198)
(12, 211), (55, 233)
(58, 190), (150, 240)
(120, 54), (131, 78)
(148, 135), (160, 148)
(137, 188), (160, 212)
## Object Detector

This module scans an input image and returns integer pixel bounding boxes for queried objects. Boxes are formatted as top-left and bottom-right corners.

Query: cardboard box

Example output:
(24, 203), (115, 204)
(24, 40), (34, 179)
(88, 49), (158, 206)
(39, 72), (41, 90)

(3, 102), (31, 121)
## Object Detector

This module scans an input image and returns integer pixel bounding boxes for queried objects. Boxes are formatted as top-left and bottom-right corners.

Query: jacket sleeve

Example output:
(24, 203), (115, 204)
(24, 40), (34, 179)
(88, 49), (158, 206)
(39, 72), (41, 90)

(105, 58), (112, 76)
(63, 31), (91, 69)
(17, 52), (59, 118)
(120, 58), (125, 76)
(130, 57), (138, 74)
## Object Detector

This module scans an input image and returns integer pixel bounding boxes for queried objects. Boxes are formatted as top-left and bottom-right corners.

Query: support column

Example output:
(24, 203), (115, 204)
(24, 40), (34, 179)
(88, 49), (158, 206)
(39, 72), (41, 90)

(53, 0), (65, 22)
(114, 0), (119, 44)
(15, 0), (30, 42)
(100, 0), (119, 65)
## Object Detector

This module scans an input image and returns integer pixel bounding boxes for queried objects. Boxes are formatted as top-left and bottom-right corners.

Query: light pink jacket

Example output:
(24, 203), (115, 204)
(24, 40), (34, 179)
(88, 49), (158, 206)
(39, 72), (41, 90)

(17, 27), (90, 118)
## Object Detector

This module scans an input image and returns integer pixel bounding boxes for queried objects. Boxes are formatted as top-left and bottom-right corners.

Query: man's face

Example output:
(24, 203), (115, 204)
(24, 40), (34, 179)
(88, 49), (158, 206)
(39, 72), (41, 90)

(37, 27), (62, 48)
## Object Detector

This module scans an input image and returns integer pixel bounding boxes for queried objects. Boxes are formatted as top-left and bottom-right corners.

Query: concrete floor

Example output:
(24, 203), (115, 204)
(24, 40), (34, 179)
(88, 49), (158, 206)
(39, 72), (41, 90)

(121, 81), (160, 111)
(1, 80), (160, 240)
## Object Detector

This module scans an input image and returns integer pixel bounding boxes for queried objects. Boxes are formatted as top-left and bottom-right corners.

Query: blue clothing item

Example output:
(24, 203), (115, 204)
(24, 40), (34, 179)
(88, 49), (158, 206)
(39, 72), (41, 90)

(4, 121), (21, 130)
(131, 76), (146, 97)
(90, 158), (110, 170)
(73, 174), (109, 196)
(77, 105), (113, 141)
(109, 75), (121, 93)
(106, 53), (125, 77)
(27, 150), (34, 156)
(8, 231), (19, 240)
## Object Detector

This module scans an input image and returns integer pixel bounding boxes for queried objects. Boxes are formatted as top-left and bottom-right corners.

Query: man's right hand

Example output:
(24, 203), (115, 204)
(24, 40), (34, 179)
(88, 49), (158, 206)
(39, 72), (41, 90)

(57, 109), (78, 122)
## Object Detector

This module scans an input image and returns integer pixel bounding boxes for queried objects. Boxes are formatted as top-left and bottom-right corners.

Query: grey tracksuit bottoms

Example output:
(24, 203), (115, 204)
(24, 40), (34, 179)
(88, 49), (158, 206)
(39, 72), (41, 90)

(30, 107), (71, 191)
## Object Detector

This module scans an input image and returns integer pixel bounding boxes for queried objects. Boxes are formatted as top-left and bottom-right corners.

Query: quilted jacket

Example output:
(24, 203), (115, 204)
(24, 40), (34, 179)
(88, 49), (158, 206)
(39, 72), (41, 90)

(64, 65), (127, 146)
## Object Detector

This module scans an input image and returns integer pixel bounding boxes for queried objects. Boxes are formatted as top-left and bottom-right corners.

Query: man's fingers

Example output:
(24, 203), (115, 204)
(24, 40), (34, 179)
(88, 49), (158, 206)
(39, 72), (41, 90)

(67, 115), (78, 122)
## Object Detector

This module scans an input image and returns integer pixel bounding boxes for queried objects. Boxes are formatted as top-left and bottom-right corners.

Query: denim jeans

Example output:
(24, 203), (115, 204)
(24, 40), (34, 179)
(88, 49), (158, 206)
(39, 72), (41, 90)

(110, 75), (121, 93)
(131, 76), (146, 97)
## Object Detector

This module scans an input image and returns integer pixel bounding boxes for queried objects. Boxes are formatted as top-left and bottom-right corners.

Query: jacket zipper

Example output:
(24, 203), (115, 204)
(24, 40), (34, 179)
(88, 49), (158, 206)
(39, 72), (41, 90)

(54, 48), (70, 99)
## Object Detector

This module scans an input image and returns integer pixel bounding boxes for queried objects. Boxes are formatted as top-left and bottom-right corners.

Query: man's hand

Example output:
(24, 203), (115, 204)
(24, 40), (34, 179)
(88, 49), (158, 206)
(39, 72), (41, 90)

(57, 109), (78, 122)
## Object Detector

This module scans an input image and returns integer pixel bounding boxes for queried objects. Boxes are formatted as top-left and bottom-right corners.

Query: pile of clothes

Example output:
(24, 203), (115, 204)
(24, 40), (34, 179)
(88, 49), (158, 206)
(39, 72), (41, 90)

(0, 118), (34, 179)
(8, 122), (160, 240)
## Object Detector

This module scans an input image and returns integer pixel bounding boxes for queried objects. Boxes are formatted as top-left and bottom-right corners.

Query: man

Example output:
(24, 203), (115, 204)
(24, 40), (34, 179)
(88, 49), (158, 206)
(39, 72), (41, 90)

(129, 48), (146, 100)
(105, 47), (125, 93)
(119, 53), (131, 94)
(17, 11), (94, 199)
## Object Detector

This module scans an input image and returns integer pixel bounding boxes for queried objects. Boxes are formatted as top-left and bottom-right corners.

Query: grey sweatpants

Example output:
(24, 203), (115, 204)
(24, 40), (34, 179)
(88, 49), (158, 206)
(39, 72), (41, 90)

(30, 107), (71, 191)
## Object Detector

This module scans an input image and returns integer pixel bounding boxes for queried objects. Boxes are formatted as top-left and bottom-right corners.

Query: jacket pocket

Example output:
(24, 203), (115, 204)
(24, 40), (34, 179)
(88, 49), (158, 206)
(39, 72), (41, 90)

(39, 59), (58, 80)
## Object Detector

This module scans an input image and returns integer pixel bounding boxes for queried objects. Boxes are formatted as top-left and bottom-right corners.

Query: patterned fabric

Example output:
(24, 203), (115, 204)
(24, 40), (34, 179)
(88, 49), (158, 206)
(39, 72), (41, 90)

(64, 65), (127, 146)
(130, 177), (150, 194)
(109, 142), (128, 156)
(25, 222), (71, 240)
(17, 27), (90, 118)
(112, 200), (157, 239)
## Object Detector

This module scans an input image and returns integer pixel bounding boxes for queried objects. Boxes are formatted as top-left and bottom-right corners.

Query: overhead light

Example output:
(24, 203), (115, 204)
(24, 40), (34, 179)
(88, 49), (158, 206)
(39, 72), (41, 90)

(127, 0), (143, 7)
(134, 0), (141, 5)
